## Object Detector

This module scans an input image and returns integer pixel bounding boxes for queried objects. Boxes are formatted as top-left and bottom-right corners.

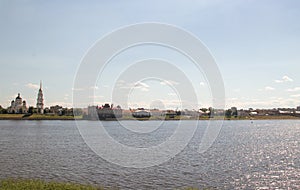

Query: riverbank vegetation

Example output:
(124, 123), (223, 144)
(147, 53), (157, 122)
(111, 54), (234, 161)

(0, 114), (81, 120)
(0, 179), (203, 190)
(0, 179), (106, 190)
(0, 113), (299, 121)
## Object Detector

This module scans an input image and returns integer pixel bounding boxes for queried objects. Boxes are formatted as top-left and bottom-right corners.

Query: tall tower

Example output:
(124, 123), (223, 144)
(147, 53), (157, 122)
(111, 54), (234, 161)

(36, 80), (44, 114)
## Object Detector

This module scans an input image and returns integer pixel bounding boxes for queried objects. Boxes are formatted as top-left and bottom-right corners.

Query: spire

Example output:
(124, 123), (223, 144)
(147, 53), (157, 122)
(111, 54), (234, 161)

(37, 80), (44, 114)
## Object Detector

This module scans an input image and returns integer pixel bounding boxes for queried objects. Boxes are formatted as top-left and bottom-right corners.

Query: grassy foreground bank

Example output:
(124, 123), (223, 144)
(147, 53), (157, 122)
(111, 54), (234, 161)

(0, 179), (202, 190)
(0, 114), (81, 120)
(0, 179), (105, 190)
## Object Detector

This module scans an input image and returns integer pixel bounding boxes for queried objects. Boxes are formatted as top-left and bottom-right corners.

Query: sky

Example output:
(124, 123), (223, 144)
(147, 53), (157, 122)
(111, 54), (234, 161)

(0, 0), (300, 109)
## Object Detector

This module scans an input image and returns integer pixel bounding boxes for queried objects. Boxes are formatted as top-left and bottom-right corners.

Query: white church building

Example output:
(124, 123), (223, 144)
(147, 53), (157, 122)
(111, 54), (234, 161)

(7, 93), (28, 114)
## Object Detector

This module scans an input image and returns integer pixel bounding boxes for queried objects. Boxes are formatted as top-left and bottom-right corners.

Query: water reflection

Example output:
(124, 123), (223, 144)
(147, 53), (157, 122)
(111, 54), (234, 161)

(0, 120), (299, 189)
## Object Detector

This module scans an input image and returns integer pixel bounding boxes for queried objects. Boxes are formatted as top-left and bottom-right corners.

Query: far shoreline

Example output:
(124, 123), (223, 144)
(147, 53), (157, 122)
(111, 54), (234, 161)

(0, 114), (300, 121)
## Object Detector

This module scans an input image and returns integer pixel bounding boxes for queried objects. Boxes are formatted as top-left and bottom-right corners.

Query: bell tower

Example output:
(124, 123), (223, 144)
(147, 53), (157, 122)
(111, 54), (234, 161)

(36, 80), (44, 114)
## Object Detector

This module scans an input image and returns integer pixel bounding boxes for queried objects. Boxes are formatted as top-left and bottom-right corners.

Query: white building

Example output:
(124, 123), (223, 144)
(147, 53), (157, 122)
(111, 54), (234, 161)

(7, 93), (28, 114)
(132, 110), (151, 118)
(36, 81), (44, 114)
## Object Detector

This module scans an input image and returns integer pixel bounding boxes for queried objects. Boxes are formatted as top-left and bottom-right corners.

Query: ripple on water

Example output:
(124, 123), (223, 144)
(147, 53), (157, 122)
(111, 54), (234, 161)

(0, 120), (299, 189)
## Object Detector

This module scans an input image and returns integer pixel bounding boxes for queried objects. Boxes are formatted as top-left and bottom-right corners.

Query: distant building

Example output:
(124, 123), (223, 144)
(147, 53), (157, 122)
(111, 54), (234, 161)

(238, 110), (250, 117)
(150, 109), (164, 117)
(7, 93), (27, 114)
(87, 104), (123, 120)
(98, 104), (122, 120)
(132, 109), (151, 118)
(231, 107), (238, 117)
(278, 110), (293, 115)
(36, 81), (44, 114)
(50, 105), (63, 115)
(231, 107), (237, 112)
(249, 111), (258, 115)
(297, 106), (300, 111)
(87, 106), (98, 120)
(165, 110), (177, 118)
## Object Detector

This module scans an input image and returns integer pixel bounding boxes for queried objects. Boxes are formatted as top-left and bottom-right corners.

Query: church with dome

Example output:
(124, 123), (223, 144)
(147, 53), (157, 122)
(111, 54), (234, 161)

(7, 93), (28, 114)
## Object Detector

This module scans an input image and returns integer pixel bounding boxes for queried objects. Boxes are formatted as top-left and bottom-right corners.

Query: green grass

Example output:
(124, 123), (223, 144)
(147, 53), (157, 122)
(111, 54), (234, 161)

(0, 179), (211, 190)
(0, 179), (106, 190)
(249, 115), (300, 120)
(0, 114), (82, 120)
(0, 114), (24, 119)
(27, 114), (77, 120)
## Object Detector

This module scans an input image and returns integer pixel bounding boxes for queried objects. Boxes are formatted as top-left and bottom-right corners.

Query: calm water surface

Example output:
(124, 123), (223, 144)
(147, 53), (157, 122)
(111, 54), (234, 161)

(0, 120), (299, 189)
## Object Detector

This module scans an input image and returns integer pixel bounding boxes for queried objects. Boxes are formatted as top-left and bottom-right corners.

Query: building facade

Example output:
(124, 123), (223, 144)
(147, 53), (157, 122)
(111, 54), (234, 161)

(7, 93), (28, 114)
(36, 81), (44, 114)
(87, 104), (123, 120)
(50, 105), (63, 115)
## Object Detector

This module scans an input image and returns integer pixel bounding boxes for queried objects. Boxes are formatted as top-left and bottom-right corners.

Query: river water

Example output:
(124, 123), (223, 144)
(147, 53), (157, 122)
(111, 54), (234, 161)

(0, 120), (299, 189)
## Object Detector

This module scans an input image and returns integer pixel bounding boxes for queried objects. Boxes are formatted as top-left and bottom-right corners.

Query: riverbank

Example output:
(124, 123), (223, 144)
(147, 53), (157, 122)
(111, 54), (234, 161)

(0, 179), (201, 190)
(0, 114), (299, 120)
(0, 179), (106, 190)
(0, 114), (81, 120)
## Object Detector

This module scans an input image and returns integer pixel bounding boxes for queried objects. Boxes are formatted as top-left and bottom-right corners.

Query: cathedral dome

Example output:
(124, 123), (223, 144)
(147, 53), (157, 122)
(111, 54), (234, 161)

(16, 93), (21, 99)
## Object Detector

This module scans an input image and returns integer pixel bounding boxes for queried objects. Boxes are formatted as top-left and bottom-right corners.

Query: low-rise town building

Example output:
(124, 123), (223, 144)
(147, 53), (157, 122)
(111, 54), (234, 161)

(132, 109), (151, 118)
(87, 104), (122, 120)
(50, 105), (63, 115)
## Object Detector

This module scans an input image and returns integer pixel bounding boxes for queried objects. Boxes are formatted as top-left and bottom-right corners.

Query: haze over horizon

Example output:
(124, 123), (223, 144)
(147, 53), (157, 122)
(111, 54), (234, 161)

(1, 0), (300, 109)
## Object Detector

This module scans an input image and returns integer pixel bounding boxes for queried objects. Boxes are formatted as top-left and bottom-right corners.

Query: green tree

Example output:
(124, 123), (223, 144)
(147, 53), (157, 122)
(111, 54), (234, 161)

(0, 106), (7, 114)
(28, 106), (34, 114)
(232, 109), (238, 118)
(200, 108), (208, 113)
(225, 109), (232, 119)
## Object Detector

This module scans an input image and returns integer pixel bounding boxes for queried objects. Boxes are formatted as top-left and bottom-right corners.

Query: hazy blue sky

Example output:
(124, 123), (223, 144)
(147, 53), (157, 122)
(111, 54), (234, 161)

(1, 0), (300, 109)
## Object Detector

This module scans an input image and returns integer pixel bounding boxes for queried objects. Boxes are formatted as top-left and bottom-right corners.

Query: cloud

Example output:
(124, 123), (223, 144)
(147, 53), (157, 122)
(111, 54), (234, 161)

(133, 82), (150, 92)
(225, 96), (299, 109)
(168, 92), (177, 96)
(134, 81), (149, 88)
(25, 83), (39, 89)
(275, 75), (293, 83)
(287, 87), (300, 92)
(265, 86), (275, 91)
(72, 88), (84, 91)
(88, 95), (104, 99)
(283, 76), (293, 82)
(140, 87), (149, 92)
(290, 94), (300, 98)
(116, 81), (150, 92)
(64, 94), (70, 100)
(160, 80), (179, 86)
(89, 86), (99, 90)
